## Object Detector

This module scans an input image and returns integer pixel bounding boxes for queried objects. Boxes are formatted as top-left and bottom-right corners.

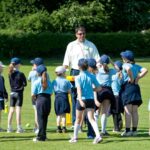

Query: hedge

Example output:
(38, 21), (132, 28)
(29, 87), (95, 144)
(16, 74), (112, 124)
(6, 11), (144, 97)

(0, 30), (150, 59)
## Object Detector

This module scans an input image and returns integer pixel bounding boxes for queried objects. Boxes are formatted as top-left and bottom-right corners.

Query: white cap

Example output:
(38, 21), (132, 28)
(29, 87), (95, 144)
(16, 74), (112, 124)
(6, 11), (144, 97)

(0, 61), (5, 67)
(55, 66), (66, 74)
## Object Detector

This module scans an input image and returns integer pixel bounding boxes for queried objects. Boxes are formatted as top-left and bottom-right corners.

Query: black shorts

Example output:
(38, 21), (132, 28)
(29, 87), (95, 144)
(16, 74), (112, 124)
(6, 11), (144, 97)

(0, 101), (4, 110)
(10, 92), (23, 107)
(76, 99), (95, 111)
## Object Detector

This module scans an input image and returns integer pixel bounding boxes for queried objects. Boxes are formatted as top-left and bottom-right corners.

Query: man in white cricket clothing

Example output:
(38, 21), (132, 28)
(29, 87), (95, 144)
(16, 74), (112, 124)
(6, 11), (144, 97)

(63, 26), (100, 126)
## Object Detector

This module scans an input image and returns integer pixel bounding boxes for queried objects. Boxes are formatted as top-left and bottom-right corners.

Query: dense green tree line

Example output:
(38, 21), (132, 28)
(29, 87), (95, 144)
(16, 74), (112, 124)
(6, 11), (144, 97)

(0, 0), (150, 32)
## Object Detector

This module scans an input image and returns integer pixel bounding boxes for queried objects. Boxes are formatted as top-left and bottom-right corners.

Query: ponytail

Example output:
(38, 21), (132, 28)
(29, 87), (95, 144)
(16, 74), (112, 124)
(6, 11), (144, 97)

(41, 71), (48, 90)
(103, 64), (109, 73)
(8, 63), (15, 75)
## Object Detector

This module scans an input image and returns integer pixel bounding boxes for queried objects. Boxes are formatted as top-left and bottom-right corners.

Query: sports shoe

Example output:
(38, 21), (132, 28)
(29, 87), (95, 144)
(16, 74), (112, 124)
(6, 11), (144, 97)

(33, 137), (40, 142)
(0, 128), (5, 132)
(121, 131), (132, 136)
(56, 128), (62, 133)
(132, 131), (138, 136)
(7, 127), (13, 133)
(69, 137), (77, 143)
(87, 135), (95, 139)
(93, 136), (103, 144)
(16, 127), (24, 133)
(62, 128), (67, 133)
(100, 131), (109, 136)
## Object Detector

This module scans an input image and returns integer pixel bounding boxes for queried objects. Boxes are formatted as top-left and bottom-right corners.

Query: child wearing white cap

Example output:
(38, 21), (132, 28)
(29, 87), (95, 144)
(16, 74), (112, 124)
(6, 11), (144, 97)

(52, 66), (72, 133)
(0, 61), (8, 131)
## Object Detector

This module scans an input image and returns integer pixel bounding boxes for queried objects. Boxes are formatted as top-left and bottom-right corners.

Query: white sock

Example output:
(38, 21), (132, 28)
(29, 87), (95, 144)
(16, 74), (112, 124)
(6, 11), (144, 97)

(90, 120), (101, 138)
(8, 124), (12, 129)
(94, 111), (99, 124)
(101, 114), (107, 133)
(17, 125), (22, 129)
(73, 124), (80, 139)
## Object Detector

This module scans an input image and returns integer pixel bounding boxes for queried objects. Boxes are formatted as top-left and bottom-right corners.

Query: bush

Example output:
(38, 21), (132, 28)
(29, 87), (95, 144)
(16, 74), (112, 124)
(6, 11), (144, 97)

(0, 30), (150, 59)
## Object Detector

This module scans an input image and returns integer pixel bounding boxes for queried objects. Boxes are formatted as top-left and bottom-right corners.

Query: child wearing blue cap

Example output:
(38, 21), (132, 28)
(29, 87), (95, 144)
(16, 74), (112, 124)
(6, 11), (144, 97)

(96, 54), (116, 136)
(69, 58), (102, 144)
(32, 65), (52, 142)
(86, 58), (100, 139)
(7, 57), (27, 133)
(111, 60), (123, 132)
(120, 50), (148, 136)
(52, 66), (72, 133)
(0, 61), (8, 131)
(28, 57), (44, 134)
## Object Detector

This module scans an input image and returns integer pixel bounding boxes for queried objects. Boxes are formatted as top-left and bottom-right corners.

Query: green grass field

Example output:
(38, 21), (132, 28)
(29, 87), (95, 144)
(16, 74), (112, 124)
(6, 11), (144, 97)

(0, 58), (150, 150)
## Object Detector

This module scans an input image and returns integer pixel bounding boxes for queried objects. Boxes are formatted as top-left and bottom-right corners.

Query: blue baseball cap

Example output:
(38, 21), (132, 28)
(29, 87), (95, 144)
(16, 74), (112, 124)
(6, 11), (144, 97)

(78, 58), (88, 67)
(36, 65), (47, 75)
(30, 57), (44, 66)
(87, 58), (97, 69)
(100, 54), (110, 64)
(114, 60), (122, 70)
(120, 50), (134, 61)
(11, 57), (21, 65)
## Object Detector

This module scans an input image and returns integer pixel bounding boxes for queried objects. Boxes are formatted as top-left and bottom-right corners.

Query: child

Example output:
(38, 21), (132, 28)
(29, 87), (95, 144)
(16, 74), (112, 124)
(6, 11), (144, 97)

(86, 58), (100, 139)
(69, 58), (102, 144)
(0, 61), (8, 131)
(96, 54), (116, 136)
(120, 50), (148, 136)
(52, 66), (72, 133)
(32, 65), (52, 142)
(7, 57), (27, 133)
(28, 57), (44, 133)
(111, 60), (123, 132)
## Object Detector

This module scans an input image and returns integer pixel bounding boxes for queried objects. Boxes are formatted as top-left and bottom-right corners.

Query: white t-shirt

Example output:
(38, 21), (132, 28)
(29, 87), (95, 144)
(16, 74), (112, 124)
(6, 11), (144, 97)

(63, 39), (100, 70)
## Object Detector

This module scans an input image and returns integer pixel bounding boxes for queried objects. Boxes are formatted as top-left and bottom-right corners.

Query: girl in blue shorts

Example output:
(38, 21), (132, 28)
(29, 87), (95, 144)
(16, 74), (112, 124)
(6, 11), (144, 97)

(32, 65), (52, 142)
(69, 58), (102, 144)
(52, 66), (72, 133)
(120, 50), (148, 136)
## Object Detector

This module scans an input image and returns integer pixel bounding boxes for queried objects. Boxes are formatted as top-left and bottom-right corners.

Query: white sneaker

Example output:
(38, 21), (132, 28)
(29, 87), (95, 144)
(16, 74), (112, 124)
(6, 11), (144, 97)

(16, 127), (24, 133)
(121, 131), (132, 136)
(93, 136), (103, 144)
(7, 127), (13, 133)
(33, 138), (39, 142)
(132, 131), (138, 136)
(69, 137), (77, 143)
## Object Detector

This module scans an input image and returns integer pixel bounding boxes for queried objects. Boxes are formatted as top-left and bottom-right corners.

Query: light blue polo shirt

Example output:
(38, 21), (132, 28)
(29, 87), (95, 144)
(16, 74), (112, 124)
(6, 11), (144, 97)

(122, 63), (142, 83)
(96, 68), (116, 87)
(52, 77), (72, 93)
(111, 73), (122, 96)
(75, 70), (100, 100)
(32, 77), (53, 95)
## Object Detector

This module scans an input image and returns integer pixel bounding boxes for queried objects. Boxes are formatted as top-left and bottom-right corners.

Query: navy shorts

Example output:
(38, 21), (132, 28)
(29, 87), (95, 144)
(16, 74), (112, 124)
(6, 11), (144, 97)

(76, 99), (95, 111)
(10, 92), (23, 107)
(121, 82), (142, 106)
(0, 101), (4, 110)
(54, 93), (70, 115)
(97, 86), (115, 103)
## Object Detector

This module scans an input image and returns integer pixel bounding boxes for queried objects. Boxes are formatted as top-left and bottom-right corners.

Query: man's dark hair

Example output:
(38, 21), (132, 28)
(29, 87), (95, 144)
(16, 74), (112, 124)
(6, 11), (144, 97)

(75, 26), (86, 33)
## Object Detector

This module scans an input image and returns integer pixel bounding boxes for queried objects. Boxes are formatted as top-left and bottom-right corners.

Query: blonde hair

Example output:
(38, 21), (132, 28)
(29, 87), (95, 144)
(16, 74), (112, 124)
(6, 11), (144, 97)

(8, 63), (15, 75)
(41, 71), (48, 90)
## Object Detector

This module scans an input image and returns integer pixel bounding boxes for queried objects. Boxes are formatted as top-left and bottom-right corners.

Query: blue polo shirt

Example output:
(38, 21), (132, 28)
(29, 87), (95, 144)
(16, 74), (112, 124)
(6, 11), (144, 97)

(32, 77), (53, 95)
(96, 68), (116, 87)
(52, 76), (72, 93)
(111, 73), (122, 96)
(122, 63), (142, 83)
(75, 70), (100, 100)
